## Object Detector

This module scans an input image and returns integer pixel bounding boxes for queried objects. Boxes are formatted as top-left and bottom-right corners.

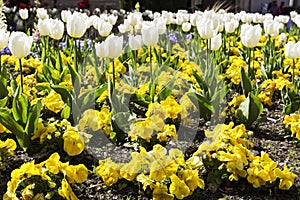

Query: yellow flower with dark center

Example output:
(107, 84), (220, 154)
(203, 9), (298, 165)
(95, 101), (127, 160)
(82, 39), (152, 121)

(179, 169), (205, 191)
(160, 96), (181, 119)
(169, 174), (190, 199)
(63, 130), (85, 156)
(65, 164), (88, 183)
(58, 179), (79, 200)
(275, 165), (297, 190)
(153, 182), (174, 200)
(42, 90), (65, 113)
(95, 159), (121, 186)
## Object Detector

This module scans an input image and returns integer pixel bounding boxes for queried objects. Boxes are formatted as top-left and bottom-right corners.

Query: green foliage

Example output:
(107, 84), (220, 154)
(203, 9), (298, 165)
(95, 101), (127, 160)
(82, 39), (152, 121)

(281, 85), (300, 115)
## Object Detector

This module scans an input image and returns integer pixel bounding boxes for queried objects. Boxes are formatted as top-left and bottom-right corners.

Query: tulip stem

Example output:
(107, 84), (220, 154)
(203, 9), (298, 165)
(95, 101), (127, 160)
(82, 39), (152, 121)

(150, 47), (153, 84)
(19, 59), (23, 92)
(112, 59), (115, 87)
(74, 39), (78, 71)
(292, 59), (295, 85)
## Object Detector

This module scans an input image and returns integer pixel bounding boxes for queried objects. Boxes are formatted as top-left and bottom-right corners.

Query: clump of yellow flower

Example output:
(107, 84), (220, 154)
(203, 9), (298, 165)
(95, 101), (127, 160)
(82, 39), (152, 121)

(0, 138), (17, 160)
(42, 90), (65, 113)
(4, 152), (88, 200)
(283, 113), (300, 140)
(95, 144), (204, 200)
(78, 107), (111, 135)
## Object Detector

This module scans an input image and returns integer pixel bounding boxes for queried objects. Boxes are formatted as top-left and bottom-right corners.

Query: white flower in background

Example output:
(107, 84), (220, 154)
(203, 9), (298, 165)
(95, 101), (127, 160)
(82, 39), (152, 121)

(128, 12), (143, 26)
(89, 15), (100, 29)
(210, 33), (222, 51)
(285, 41), (300, 59)
(49, 19), (64, 40)
(240, 23), (262, 48)
(108, 14), (118, 25)
(66, 12), (87, 38)
(95, 41), (108, 58)
(8, 31), (33, 59)
(225, 20), (239, 34)
(98, 21), (113, 37)
(118, 19), (132, 33)
(275, 15), (290, 24)
(0, 29), (10, 50)
(129, 34), (142, 50)
(19, 8), (28, 20)
(182, 22), (191, 32)
(61, 10), (72, 23)
(38, 19), (50, 36)
(263, 20), (281, 37)
(105, 34), (123, 59)
(190, 13), (200, 26)
(36, 8), (49, 20)
(196, 17), (216, 40)
(290, 11), (298, 19)
(278, 33), (287, 44)
(161, 11), (173, 25)
(141, 22), (159, 46)
(154, 18), (167, 34)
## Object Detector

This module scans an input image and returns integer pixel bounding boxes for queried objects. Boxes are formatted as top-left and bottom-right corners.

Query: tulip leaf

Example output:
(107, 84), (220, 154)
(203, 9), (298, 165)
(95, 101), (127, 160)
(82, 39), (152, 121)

(78, 84), (108, 111)
(240, 66), (253, 97)
(0, 97), (8, 108)
(61, 105), (71, 119)
(0, 108), (26, 147)
(25, 100), (42, 136)
(237, 93), (263, 128)
(12, 88), (28, 125)
(66, 62), (81, 97)
(157, 78), (174, 102)
(187, 92), (213, 121)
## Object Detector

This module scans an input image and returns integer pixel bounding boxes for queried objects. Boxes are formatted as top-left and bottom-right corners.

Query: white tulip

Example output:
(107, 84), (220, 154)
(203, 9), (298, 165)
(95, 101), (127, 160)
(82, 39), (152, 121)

(278, 33), (287, 44)
(95, 41), (108, 58)
(0, 30), (10, 50)
(129, 34), (142, 50)
(19, 9), (28, 20)
(225, 20), (238, 34)
(61, 10), (72, 23)
(108, 15), (118, 25)
(38, 19), (50, 36)
(154, 18), (167, 34)
(210, 33), (222, 51)
(263, 20), (281, 37)
(98, 21), (113, 37)
(49, 19), (64, 40)
(240, 24), (262, 48)
(196, 18), (216, 40)
(105, 34), (123, 59)
(182, 22), (191, 32)
(66, 12), (87, 38)
(36, 8), (49, 20)
(8, 31), (33, 59)
(285, 41), (300, 59)
(141, 22), (159, 47)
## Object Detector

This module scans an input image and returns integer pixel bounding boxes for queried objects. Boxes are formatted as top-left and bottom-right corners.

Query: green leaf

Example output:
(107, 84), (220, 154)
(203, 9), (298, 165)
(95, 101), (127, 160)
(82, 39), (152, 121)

(240, 66), (253, 97)
(12, 88), (28, 125)
(187, 92), (213, 121)
(67, 59), (81, 97)
(61, 105), (71, 119)
(25, 101), (42, 135)
(0, 97), (8, 108)
(157, 78), (174, 102)
(0, 108), (26, 148)
(238, 93), (263, 128)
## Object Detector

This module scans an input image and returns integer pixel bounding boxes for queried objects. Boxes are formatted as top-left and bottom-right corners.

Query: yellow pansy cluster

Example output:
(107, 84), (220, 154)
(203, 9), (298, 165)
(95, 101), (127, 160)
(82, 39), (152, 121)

(31, 119), (86, 156)
(258, 78), (292, 106)
(1, 55), (43, 73)
(78, 107), (112, 135)
(4, 152), (88, 200)
(190, 122), (296, 189)
(226, 95), (246, 118)
(224, 56), (247, 84)
(129, 96), (181, 143)
(96, 144), (204, 200)
(283, 113), (300, 140)
(0, 138), (17, 160)
(247, 151), (296, 189)
(42, 90), (65, 113)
